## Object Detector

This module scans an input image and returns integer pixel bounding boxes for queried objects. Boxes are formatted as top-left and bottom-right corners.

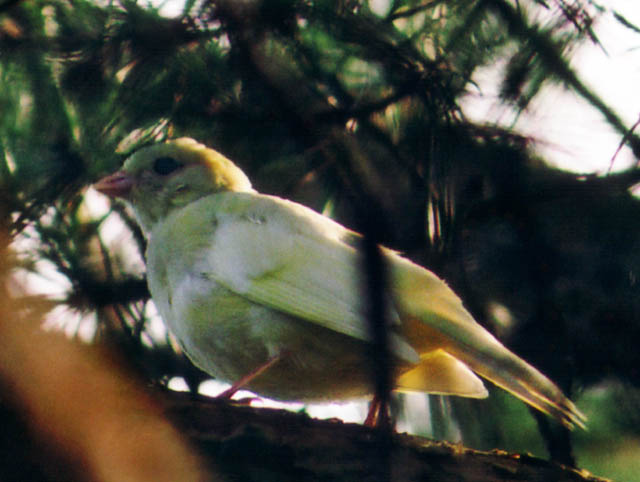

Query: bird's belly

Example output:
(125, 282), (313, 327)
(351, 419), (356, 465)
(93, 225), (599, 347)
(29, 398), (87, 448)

(160, 273), (376, 401)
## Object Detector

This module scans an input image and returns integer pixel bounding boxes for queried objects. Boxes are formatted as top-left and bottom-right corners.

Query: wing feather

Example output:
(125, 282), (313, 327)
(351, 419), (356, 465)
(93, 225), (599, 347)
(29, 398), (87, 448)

(194, 192), (419, 363)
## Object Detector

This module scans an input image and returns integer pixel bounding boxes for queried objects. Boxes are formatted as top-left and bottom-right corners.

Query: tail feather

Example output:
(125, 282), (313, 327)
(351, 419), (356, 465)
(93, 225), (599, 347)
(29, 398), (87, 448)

(390, 255), (586, 429)
(448, 339), (586, 429)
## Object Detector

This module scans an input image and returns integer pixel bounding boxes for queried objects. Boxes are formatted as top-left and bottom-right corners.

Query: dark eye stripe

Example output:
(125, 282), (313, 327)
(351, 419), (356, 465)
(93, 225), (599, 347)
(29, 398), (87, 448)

(153, 157), (183, 176)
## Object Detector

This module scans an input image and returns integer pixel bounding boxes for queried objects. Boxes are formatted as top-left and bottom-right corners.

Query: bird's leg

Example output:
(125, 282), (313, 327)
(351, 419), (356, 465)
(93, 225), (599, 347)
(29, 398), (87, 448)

(218, 352), (285, 399)
(363, 394), (391, 427)
(364, 396), (381, 426)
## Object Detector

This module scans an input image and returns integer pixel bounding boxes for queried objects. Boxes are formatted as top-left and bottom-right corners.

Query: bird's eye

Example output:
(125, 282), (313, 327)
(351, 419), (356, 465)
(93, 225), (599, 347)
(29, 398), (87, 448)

(153, 157), (183, 176)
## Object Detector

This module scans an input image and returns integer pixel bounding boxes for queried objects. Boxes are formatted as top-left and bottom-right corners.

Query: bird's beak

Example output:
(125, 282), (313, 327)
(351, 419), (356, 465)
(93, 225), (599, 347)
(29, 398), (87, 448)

(94, 171), (133, 198)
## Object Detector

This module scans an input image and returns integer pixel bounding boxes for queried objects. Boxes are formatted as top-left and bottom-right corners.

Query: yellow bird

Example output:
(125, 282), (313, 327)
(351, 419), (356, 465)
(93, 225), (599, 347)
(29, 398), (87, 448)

(95, 138), (585, 429)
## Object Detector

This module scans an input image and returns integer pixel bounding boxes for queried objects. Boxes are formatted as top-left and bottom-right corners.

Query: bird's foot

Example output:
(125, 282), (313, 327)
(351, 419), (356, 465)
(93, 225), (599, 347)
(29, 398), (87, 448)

(364, 394), (392, 428)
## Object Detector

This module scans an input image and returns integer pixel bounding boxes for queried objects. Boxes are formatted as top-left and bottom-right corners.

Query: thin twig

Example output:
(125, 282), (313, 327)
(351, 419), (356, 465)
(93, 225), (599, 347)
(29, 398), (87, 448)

(608, 114), (640, 174)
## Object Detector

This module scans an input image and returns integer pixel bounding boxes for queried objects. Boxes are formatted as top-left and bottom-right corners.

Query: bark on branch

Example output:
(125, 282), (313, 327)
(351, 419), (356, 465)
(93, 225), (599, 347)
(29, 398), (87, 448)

(163, 390), (607, 482)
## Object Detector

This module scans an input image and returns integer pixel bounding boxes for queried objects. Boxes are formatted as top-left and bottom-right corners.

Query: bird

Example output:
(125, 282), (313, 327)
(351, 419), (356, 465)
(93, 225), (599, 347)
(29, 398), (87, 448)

(94, 137), (585, 429)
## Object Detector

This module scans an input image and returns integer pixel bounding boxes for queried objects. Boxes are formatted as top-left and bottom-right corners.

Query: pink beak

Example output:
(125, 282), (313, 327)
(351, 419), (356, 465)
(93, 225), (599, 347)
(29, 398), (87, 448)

(94, 171), (133, 198)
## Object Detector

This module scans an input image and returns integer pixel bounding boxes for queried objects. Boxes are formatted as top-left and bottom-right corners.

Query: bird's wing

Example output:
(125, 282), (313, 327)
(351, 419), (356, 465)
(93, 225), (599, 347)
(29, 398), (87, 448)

(389, 255), (586, 428)
(193, 192), (419, 364)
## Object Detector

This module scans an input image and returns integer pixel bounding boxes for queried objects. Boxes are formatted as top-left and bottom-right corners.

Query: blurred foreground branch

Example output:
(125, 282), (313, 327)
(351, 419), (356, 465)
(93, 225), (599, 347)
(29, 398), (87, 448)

(0, 235), (211, 482)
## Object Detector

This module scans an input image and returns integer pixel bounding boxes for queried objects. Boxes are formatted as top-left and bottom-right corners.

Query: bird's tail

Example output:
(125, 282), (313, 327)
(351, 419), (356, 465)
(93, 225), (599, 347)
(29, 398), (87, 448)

(390, 256), (586, 429)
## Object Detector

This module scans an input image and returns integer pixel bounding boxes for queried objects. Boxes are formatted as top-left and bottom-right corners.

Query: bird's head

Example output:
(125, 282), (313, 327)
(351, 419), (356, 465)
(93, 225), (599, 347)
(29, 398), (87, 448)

(94, 138), (253, 234)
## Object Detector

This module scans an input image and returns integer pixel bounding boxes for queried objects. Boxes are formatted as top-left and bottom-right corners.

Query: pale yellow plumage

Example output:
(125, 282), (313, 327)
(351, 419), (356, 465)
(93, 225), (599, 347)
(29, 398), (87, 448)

(94, 137), (585, 428)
